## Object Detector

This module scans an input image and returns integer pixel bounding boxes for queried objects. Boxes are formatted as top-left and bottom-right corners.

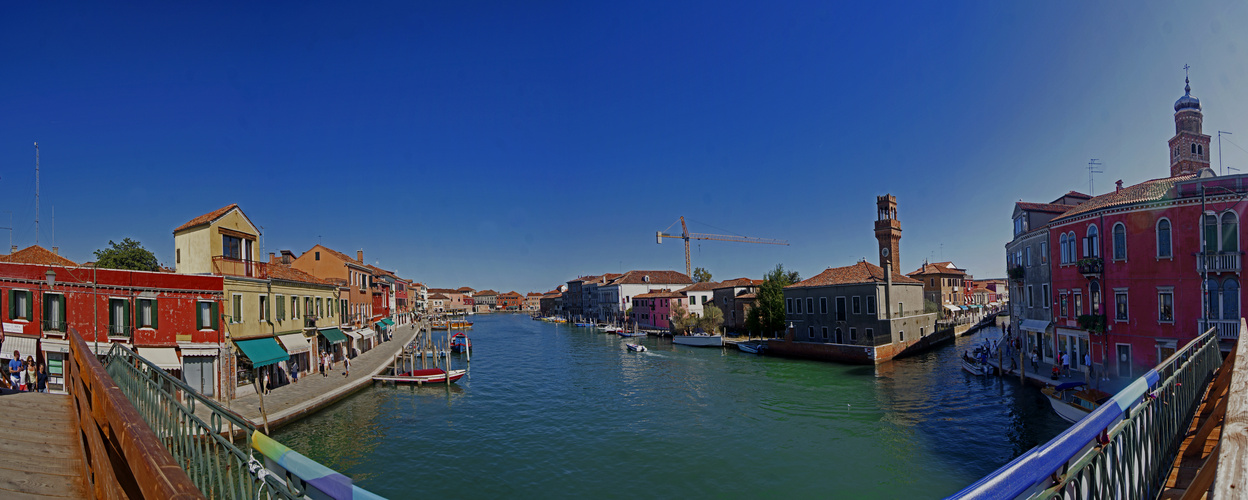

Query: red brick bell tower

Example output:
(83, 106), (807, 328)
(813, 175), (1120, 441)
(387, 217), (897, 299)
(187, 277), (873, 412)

(1169, 71), (1211, 177)
(874, 194), (901, 272)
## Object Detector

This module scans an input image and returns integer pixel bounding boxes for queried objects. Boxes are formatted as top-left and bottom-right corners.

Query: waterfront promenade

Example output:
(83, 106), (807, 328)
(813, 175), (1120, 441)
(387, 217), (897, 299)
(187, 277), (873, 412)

(228, 322), (423, 430)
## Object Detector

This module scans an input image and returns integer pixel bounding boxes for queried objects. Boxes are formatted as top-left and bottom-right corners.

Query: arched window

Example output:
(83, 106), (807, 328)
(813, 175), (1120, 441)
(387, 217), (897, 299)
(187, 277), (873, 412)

(1059, 233), (1069, 263)
(1206, 278), (1221, 320)
(1192, 143), (1198, 154)
(1221, 212), (1238, 253)
(1086, 225), (1099, 258)
(1204, 214), (1219, 253)
(1157, 219), (1172, 258)
(1112, 223), (1127, 260)
(1069, 232), (1077, 262)
(1223, 279), (1239, 321)
(1089, 281), (1101, 315)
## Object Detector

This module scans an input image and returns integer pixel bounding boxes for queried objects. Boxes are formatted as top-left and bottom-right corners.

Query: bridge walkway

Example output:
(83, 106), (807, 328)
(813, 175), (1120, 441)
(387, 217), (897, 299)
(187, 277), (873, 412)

(0, 391), (88, 499)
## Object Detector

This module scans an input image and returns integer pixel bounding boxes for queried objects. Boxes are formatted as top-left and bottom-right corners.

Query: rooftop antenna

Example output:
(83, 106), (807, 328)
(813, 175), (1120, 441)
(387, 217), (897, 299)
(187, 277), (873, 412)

(34, 142), (39, 245)
(0, 211), (10, 252)
(1219, 131), (1233, 175)
(1087, 159), (1104, 195)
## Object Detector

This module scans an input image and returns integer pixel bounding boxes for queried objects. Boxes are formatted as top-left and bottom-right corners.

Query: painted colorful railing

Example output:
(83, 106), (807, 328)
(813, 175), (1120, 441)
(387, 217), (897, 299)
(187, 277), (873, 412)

(949, 327), (1224, 499)
(102, 342), (385, 499)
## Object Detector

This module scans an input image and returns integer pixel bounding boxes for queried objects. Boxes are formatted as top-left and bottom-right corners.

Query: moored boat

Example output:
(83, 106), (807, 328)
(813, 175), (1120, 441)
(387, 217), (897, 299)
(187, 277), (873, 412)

(672, 334), (723, 347)
(961, 351), (988, 375)
(450, 332), (472, 353)
(737, 342), (764, 354)
(618, 330), (646, 337)
(1042, 382), (1112, 423)
(389, 368), (467, 384)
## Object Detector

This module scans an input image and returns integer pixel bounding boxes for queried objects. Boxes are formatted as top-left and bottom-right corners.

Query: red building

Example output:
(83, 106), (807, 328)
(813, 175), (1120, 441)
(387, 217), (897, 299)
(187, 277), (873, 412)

(0, 248), (224, 395)
(497, 291), (523, 311)
(1043, 76), (1239, 379)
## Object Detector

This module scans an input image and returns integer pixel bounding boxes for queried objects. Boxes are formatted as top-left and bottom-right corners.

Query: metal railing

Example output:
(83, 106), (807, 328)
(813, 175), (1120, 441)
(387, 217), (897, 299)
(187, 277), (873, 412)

(42, 318), (66, 332)
(1196, 251), (1242, 274)
(1199, 318), (1240, 340)
(108, 323), (133, 337)
(212, 256), (268, 279)
(1077, 257), (1104, 276)
(950, 326), (1224, 499)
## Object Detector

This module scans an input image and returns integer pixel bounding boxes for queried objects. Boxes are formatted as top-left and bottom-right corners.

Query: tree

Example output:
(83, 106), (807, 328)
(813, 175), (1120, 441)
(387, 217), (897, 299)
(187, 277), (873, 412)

(669, 303), (691, 334)
(757, 263), (799, 338)
(94, 238), (159, 271)
(744, 306), (762, 339)
(692, 267), (713, 283)
(699, 304), (724, 334)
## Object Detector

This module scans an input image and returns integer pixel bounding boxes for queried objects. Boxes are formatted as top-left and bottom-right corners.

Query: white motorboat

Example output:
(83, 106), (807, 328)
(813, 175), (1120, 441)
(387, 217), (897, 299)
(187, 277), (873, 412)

(737, 342), (763, 354)
(626, 343), (647, 352)
(1042, 382), (1111, 423)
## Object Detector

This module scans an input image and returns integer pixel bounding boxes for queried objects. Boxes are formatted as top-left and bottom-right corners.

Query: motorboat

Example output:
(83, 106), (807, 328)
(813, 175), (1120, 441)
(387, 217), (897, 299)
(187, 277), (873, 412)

(618, 331), (646, 337)
(1042, 382), (1112, 423)
(450, 332), (471, 353)
(737, 342), (764, 354)
(626, 343), (647, 352)
(672, 334), (724, 347)
(391, 368), (467, 384)
(961, 350), (989, 375)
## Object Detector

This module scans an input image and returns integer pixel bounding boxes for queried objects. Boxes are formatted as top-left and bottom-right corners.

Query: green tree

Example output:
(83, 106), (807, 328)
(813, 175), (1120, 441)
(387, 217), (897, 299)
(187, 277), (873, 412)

(94, 238), (159, 271)
(744, 306), (762, 339)
(758, 263), (799, 338)
(699, 304), (724, 334)
(669, 303), (690, 334)
(692, 267), (713, 283)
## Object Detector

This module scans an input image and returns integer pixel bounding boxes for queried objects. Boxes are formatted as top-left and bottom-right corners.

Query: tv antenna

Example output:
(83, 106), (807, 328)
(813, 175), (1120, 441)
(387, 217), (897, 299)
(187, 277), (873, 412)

(1219, 131), (1233, 175)
(34, 142), (40, 245)
(1087, 159), (1104, 195)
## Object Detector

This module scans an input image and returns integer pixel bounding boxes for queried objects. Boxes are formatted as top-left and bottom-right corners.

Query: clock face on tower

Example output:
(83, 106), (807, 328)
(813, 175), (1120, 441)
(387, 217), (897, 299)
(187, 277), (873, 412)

(880, 247), (890, 257)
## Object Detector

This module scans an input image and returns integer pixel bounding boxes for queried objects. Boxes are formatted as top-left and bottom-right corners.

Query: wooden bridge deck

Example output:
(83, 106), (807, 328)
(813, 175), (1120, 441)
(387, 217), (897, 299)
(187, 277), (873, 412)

(0, 392), (88, 499)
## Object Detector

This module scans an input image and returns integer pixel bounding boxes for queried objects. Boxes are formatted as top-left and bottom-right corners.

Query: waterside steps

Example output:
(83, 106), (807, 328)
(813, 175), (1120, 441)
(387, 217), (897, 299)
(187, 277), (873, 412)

(0, 328), (388, 499)
(949, 319), (1248, 500)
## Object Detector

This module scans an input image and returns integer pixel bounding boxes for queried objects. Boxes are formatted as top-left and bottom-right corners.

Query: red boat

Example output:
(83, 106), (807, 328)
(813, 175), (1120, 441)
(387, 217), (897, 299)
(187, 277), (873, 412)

(393, 368), (467, 384)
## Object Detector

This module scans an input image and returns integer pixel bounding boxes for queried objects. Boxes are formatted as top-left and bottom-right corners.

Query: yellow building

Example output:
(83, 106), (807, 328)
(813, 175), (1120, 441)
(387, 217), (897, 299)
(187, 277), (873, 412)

(174, 204), (346, 398)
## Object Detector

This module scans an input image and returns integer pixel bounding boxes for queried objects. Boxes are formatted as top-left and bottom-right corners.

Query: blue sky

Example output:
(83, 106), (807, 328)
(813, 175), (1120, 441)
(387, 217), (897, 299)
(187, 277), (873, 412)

(4, 2), (1248, 292)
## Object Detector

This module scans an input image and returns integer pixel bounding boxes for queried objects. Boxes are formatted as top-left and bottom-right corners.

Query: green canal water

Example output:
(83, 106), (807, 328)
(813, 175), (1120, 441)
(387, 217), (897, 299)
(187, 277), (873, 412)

(273, 314), (1067, 499)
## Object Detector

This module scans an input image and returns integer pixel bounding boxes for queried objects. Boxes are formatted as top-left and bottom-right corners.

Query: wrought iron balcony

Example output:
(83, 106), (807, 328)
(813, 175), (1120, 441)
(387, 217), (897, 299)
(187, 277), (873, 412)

(1196, 251), (1242, 274)
(107, 324), (132, 337)
(212, 256), (268, 279)
(1199, 319), (1240, 340)
(43, 319), (67, 332)
(1077, 257), (1103, 277)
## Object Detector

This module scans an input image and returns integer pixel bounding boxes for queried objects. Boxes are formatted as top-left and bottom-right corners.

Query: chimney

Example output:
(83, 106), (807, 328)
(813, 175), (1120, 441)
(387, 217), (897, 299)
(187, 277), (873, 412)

(357, 250), (364, 263)
(52, 247), (58, 255)
(1115, 180), (1123, 192)
(9, 245), (16, 253)
(280, 249), (295, 264)
(269, 252), (277, 263)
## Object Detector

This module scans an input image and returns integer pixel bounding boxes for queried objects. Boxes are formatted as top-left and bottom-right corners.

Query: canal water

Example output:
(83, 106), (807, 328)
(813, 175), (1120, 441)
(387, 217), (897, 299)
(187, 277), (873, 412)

(273, 314), (1068, 499)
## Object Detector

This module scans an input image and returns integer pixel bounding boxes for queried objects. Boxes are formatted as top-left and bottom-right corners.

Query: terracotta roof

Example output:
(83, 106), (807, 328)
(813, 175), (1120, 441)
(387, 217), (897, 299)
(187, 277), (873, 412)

(365, 264), (396, 278)
(268, 263), (333, 286)
(788, 261), (921, 288)
(737, 292), (758, 299)
(907, 261), (967, 277)
(475, 290), (499, 296)
(634, 289), (685, 299)
(526, 292), (543, 297)
(677, 282), (720, 293)
(1062, 191), (1092, 200)
(712, 278), (763, 290)
(306, 244), (368, 267)
(499, 291), (523, 298)
(174, 204), (240, 233)
(1015, 202), (1073, 214)
(429, 293), (451, 300)
(0, 245), (78, 267)
(457, 286), (474, 293)
(613, 270), (692, 285)
(427, 288), (459, 294)
(1051, 174), (1193, 223)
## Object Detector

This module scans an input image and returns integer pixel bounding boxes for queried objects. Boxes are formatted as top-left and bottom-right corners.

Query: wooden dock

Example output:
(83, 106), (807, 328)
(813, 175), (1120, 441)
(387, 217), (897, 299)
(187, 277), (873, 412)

(0, 392), (88, 499)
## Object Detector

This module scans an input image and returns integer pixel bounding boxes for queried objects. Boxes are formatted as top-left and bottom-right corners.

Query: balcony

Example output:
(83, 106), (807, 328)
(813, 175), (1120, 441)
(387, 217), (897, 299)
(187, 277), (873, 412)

(1196, 252), (1242, 274)
(212, 256), (268, 279)
(42, 319), (67, 332)
(1077, 257), (1103, 277)
(107, 324), (133, 338)
(1199, 319), (1240, 340)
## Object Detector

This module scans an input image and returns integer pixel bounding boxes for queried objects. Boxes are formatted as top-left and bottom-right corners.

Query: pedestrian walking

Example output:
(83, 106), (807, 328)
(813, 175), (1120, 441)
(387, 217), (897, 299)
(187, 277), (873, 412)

(344, 356), (350, 377)
(1061, 351), (1071, 377)
(291, 360), (299, 384)
(36, 363), (48, 393)
(8, 350), (23, 389)
(24, 356), (36, 392)
(261, 370), (270, 395)
(1030, 349), (1039, 371)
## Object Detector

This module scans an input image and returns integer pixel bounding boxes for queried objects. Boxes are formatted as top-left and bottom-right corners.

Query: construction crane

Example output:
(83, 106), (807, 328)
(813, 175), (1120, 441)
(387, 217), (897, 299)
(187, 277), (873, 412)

(656, 217), (789, 277)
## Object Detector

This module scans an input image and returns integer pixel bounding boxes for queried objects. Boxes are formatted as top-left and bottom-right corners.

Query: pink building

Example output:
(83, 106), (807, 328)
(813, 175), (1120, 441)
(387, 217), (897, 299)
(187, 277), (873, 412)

(631, 289), (685, 330)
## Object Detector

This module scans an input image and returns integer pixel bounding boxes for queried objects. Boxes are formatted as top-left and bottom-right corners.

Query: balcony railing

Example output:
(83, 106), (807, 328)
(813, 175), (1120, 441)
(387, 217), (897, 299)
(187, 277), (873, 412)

(1199, 318), (1240, 339)
(108, 324), (132, 337)
(42, 319), (67, 332)
(1076, 257), (1103, 276)
(1196, 251), (1242, 274)
(212, 255), (268, 279)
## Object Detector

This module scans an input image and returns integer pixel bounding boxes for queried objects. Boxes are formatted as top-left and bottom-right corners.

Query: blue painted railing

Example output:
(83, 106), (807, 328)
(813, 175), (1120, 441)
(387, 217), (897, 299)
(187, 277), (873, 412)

(949, 327), (1223, 499)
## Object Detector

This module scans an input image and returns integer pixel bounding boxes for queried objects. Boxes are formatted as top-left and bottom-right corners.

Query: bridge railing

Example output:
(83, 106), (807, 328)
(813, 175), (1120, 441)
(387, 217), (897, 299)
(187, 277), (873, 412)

(949, 326), (1224, 500)
(65, 329), (202, 499)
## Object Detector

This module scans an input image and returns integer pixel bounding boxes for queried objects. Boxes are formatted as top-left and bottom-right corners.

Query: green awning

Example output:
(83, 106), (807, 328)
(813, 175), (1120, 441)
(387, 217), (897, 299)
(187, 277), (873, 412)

(382, 318), (395, 326)
(319, 327), (348, 344)
(234, 338), (289, 368)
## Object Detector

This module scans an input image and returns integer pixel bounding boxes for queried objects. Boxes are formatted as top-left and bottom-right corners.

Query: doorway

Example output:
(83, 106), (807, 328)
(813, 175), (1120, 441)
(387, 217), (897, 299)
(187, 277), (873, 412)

(1117, 344), (1132, 378)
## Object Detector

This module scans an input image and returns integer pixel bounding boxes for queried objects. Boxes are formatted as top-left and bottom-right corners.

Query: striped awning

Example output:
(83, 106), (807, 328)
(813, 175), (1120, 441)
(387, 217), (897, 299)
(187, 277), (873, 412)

(1, 335), (39, 361)
(345, 330), (363, 341)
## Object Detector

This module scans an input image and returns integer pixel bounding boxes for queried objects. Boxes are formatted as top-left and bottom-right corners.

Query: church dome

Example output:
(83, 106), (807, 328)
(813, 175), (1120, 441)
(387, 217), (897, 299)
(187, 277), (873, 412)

(1175, 77), (1200, 111)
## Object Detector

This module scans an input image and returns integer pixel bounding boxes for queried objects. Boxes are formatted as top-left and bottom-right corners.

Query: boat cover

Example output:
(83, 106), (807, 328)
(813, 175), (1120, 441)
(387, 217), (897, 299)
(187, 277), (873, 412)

(234, 338), (289, 368)
(1052, 381), (1087, 391)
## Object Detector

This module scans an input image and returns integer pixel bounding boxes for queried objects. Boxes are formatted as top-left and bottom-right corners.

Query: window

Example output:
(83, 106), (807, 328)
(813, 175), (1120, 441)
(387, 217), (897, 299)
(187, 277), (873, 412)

(197, 301), (217, 330)
(315, 251), (321, 261)
(1085, 225), (1099, 258)
(851, 296), (861, 314)
(222, 234), (243, 259)
(1112, 223), (1126, 261)
(786, 298), (793, 314)
(1026, 286), (1033, 307)
(1157, 219), (1172, 258)
(1068, 232), (1078, 263)
(317, 297), (324, 318)
(137, 298), (158, 329)
(43, 293), (66, 331)
(795, 298), (803, 314)
(1090, 281), (1101, 315)
(1074, 293), (1083, 317)
(1014, 216), (1024, 236)
(850, 328), (857, 341)
(1115, 291), (1128, 321)
(176, 248), (181, 264)
(808, 326), (815, 340)
(836, 297), (847, 321)
(899, 330), (904, 341)
(866, 328), (874, 340)
(1206, 278), (1220, 319)
(276, 295), (285, 321)
(1059, 234), (1068, 263)
(1060, 294), (1068, 317)
(866, 295), (876, 314)
(1040, 242), (1048, 264)
(1158, 290), (1174, 322)
(108, 298), (130, 335)
(259, 296), (268, 322)
(822, 326), (828, 339)
(9, 290), (31, 320)
(806, 297), (813, 314)
(835, 328), (843, 343)
(1042, 285), (1050, 309)
(1025, 247), (1031, 266)
(1204, 214), (1219, 253)
(1223, 212), (1239, 252)
(820, 297), (828, 315)
(231, 294), (242, 323)
(1223, 279), (1240, 320)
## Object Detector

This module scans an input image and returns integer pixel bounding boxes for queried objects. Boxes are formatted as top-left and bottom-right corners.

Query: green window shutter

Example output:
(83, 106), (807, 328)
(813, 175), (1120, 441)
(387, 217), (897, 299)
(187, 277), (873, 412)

(210, 301), (219, 330)
(5, 290), (10, 320)
(26, 292), (33, 321)
(59, 296), (66, 331)
(124, 300), (132, 331)
(42, 294), (49, 328)
(267, 296), (272, 323)
(196, 302), (204, 330)
(152, 299), (159, 330)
